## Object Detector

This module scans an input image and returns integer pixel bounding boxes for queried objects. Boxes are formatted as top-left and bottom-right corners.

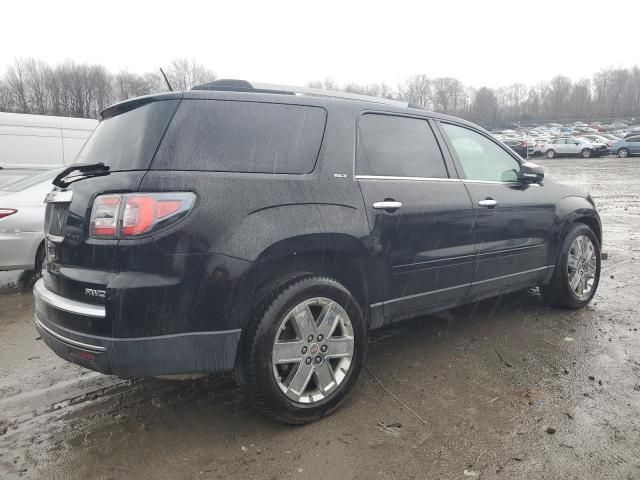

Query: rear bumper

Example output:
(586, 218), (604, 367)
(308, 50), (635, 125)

(34, 279), (241, 377)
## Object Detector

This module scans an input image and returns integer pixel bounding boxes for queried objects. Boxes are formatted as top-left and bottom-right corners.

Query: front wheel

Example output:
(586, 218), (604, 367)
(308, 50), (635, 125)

(542, 223), (601, 309)
(546, 149), (556, 159)
(236, 276), (367, 424)
(581, 148), (592, 158)
(618, 148), (629, 158)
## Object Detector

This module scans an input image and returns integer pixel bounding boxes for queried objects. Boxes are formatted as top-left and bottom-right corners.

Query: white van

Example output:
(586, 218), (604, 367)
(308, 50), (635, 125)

(0, 112), (97, 185)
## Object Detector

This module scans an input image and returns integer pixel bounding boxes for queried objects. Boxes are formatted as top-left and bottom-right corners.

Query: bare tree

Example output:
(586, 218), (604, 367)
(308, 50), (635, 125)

(399, 75), (431, 108)
(5, 59), (30, 113)
(167, 58), (216, 91)
(471, 87), (498, 128)
(545, 76), (572, 118)
(431, 77), (462, 114)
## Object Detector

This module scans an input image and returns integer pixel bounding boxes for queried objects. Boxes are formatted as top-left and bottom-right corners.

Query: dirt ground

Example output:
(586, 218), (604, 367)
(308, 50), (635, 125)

(1, 157), (639, 480)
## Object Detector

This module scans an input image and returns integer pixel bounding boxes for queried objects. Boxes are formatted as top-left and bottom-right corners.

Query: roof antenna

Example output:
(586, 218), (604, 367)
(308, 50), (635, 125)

(160, 68), (173, 92)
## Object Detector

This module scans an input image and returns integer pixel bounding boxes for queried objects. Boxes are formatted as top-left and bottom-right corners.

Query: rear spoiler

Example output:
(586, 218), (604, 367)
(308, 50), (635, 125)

(100, 92), (182, 120)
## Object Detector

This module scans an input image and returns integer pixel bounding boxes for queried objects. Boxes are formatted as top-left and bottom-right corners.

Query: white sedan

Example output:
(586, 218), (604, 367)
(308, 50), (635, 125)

(542, 137), (609, 159)
(0, 168), (61, 272)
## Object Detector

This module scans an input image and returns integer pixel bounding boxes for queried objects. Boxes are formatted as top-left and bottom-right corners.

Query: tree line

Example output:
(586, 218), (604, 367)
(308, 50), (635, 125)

(0, 58), (215, 119)
(2, 57), (639, 128)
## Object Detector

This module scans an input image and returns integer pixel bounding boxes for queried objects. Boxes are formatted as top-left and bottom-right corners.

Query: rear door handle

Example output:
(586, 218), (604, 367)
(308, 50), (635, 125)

(478, 199), (498, 208)
(373, 201), (403, 211)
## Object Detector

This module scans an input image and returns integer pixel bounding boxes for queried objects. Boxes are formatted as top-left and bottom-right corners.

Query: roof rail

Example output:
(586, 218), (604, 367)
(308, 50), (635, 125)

(192, 79), (413, 109)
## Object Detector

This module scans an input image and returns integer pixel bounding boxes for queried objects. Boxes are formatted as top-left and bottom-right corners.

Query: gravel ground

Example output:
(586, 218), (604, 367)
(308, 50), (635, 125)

(0, 156), (639, 480)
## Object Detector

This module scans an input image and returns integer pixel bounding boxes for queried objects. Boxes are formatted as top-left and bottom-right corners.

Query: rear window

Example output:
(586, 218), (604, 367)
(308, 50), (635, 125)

(75, 100), (179, 171)
(152, 100), (327, 174)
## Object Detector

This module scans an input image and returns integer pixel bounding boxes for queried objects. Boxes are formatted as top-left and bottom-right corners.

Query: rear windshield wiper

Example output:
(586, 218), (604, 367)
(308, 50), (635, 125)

(53, 163), (110, 188)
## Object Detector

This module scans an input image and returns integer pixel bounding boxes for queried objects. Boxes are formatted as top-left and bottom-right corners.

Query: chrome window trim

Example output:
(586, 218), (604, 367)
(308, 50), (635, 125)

(34, 279), (105, 318)
(355, 175), (460, 182)
(354, 175), (540, 186)
(35, 315), (106, 352)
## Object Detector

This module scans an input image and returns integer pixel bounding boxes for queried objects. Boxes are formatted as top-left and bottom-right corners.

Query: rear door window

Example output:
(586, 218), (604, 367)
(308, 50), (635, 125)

(153, 100), (327, 174)
(356, 114), (448, 178)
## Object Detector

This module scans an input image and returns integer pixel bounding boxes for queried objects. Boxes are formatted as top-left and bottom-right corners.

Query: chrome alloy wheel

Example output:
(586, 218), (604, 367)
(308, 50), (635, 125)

(271, 297), (354, 404)
(567, 235), (597, 299)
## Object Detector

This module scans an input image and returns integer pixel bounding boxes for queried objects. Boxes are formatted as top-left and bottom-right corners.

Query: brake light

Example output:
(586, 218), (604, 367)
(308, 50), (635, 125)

(0, 209), (17, 219)
(89, 192), (196, 238)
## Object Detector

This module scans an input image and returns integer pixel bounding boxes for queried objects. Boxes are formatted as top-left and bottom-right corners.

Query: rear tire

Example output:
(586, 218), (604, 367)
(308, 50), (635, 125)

(236, 275), (367, 424)
(618, 148), (629, 158)
(546, 149), (556, 159)
(34, 243), (45, 280)
(542, 223), (601, 309)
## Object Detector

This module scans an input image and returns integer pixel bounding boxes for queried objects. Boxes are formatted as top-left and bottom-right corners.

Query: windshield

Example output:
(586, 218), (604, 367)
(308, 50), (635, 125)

(0, 167), (62, 192)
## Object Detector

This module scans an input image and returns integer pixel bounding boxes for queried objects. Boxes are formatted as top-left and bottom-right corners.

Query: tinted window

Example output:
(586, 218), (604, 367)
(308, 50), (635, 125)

(442, 123), (520, 182)
(627, 136), (640, 143)
(356, 114), (447, 178)
(76, 100), (179, 171)
(153, 100), (326, 174)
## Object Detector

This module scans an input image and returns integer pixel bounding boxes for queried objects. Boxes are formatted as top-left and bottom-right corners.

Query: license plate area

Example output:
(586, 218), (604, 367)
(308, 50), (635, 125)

(46, 203), (69, 239)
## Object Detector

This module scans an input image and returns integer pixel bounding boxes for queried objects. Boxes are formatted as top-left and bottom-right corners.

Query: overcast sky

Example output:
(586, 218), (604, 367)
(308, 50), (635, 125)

(2, 0), (639, 89)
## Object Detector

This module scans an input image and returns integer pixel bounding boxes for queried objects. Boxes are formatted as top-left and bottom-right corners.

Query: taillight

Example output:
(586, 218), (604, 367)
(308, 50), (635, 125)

(0, 209), (17, 219)
(89, 192), (196, 238)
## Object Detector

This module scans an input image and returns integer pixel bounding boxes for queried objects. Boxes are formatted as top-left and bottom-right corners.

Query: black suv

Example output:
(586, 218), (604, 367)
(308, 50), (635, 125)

(35, 80), (602, 423)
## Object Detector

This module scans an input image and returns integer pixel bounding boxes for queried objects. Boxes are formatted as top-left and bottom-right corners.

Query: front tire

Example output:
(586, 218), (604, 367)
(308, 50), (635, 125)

(542, 223), (601, 309)
(236, 275), (367, 424)
(581, 148), (592, 158)
(618, 148), (629, 158)
(546, 149), (556, 159)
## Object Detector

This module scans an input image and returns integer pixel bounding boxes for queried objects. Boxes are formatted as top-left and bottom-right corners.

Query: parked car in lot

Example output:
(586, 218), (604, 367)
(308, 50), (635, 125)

(582, 134), (616, 146)
(623, 130), (640, 139)
(610, 122), (630, 130)
(611, 135), (640, 157)
(542, 137), (608, 158)
(33, 81), (602, 423)
(0, 168), (62, 273)
(600, 133), (622, 142)
(502, 138), (530, 158)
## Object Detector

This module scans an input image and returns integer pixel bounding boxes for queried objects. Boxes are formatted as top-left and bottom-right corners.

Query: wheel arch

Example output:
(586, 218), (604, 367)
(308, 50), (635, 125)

(542, 196), (602, 285)
(229, 233), (378, 330)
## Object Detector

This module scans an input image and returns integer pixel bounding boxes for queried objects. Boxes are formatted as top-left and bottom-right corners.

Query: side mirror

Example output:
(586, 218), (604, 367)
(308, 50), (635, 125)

(518, 161), (544, 184)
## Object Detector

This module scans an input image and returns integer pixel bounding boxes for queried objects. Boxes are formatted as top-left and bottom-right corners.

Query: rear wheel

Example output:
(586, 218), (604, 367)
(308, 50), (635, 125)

(618, 148), (629, 158)
(542, 223), (600, 309)
(546, 149), (556, 159)
(236, 275), (367, 424)
(581, 148), (592, 158)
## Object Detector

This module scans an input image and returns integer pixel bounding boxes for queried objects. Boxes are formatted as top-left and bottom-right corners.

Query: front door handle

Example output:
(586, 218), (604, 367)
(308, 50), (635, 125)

(478, 199), (498, 208)
(373, 201), (403, 211)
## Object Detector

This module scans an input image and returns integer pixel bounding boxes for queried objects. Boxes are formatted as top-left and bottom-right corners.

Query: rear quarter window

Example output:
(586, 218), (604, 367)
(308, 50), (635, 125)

(153, 100), (327, 174)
